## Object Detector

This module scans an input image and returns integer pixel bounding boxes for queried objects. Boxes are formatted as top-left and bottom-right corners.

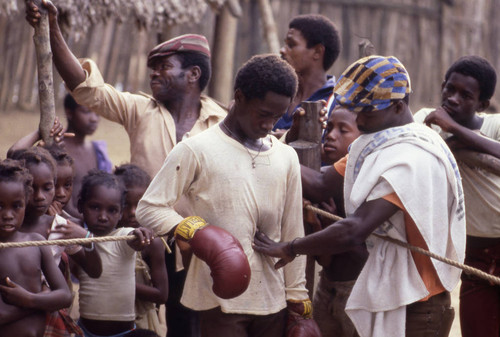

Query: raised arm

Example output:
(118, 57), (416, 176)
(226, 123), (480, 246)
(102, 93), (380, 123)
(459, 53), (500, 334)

(424, 106), (500, 159)
(26, 0), (86, 90)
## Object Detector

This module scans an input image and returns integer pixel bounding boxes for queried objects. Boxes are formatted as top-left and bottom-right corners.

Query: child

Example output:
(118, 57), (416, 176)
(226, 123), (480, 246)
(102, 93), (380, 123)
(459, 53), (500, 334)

(72, 170), (153, 336)
(303, 106), (364, 337)
(0, 159), (72, 336)
(115, 164), (168, 335)
(62, 94), (113, 219)
(321, 105), (360, 166)
(414, 55), (498, 337)
(10, 147), (101, 275)
(45, 145), (78, 221)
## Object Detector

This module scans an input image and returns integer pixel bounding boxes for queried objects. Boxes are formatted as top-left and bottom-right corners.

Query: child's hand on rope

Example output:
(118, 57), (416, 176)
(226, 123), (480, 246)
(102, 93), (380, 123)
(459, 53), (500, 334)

(303, 199), (322, 233)
(128, 227), (154, 251)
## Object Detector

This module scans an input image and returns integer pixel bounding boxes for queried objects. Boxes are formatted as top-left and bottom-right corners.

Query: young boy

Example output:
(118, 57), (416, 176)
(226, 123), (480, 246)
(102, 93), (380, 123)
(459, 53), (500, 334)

(273, 14), (341, 138)
(0, 159), (72, 336)
(137, 54), (317, 336)
(414, 55), (498, 337)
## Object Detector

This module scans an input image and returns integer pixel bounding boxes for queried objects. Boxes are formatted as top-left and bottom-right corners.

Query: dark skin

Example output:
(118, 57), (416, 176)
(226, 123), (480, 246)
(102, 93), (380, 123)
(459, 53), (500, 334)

(77, 184), (153, 335)
(253, 100), (413, 268)
(26, 0), (204, 145)
(63, 104), (100, 219)
(117, 184), (168, 305)
(221, 89), (291, 151)
(0, 181), (72, 336)
(424, 71), (500, 249)
(21, 161), (102, 278)
(301, 107), (367, 281)
(274, 27), (329, 138)
(21, 162), (56, 238)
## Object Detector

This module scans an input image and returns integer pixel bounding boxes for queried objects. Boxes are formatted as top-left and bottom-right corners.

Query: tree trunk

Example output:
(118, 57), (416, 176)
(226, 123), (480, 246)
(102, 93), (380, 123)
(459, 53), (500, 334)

(29, 0), (55, 145)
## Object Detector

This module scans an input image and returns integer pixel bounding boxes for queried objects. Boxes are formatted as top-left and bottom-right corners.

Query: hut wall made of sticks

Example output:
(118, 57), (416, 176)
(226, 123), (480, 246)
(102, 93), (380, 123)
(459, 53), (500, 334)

(1, 0), (499, 114)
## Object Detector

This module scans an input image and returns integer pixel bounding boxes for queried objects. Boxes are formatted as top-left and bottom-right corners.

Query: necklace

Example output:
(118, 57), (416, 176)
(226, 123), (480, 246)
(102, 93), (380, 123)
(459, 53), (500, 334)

(222, 121), (265, 168)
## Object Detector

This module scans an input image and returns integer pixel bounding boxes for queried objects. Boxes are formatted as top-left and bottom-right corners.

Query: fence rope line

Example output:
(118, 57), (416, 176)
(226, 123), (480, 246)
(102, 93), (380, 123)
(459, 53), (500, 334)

(1, 206), (499, 286)
(305, 204), (500, 286)
(0, 235), (137, 248)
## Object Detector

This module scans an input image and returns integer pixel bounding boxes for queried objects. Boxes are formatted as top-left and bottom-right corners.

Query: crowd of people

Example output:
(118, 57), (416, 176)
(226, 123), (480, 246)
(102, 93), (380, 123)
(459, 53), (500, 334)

(0, 0), (498, 336)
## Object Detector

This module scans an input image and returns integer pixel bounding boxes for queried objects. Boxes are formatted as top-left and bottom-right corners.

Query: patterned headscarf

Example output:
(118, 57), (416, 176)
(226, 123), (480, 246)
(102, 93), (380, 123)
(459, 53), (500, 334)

(147, 34), (211, 67)
(334, 55), (411, 112)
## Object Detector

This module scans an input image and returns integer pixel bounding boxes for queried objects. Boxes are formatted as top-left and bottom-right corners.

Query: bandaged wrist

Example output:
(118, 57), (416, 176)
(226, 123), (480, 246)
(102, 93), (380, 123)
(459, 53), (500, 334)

(175, 216), (208, 240)
(287, 299), (313, 318)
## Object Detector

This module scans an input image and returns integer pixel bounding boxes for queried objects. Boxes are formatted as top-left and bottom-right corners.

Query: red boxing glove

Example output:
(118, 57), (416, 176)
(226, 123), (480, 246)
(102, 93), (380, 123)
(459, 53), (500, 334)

(286, 299), (322, 337)
(175, 216), (251, 299)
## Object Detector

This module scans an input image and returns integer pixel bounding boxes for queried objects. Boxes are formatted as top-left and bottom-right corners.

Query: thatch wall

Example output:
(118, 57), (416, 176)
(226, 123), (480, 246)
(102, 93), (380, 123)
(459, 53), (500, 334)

(0, 0), (499, 113)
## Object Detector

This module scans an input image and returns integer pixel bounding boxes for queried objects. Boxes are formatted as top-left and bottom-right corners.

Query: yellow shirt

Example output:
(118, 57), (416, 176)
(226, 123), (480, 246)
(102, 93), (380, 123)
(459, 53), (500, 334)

(71, 59), (227, 177)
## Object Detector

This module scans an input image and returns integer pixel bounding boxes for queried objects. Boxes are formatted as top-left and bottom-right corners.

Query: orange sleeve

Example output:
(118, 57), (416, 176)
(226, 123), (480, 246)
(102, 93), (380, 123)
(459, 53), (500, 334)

(333, 155), (348, 177)
(382, 192), (445, 301)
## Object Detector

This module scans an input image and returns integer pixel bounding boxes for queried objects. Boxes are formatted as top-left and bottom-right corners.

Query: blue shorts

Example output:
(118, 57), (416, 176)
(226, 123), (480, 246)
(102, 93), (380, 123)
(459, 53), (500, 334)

(77, 320), (136, 337)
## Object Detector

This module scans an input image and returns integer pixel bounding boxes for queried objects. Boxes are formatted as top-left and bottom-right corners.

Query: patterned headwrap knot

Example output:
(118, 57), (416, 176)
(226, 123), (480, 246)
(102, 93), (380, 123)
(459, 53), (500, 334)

(334, 55), (411, 112)
(147, 34), (211, 68)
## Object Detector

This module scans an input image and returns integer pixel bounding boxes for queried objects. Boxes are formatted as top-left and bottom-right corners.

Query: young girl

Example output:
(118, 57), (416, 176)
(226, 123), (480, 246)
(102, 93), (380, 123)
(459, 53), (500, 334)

(72, 170), (153, 336)
(45, 145), (77, 220)
(0, 159), (72, 336)
(115, 164), (168, 335)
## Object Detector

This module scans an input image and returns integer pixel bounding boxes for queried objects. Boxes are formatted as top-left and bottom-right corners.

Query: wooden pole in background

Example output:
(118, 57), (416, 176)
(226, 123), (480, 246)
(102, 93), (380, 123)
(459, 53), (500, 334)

(257, 0), (280, 54)
(210, 3), (238, 105)
(289, 101), (323, 296)
(28, 0), (55, 146)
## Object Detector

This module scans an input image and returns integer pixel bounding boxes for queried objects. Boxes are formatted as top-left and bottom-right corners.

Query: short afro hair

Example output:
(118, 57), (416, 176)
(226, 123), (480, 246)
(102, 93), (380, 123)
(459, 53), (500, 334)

(234, 54), (298, 101)
(445, 56), (497, 101)
(289, 14), (341, 70)
(79, 170), (126, 209)
(63, 93), (79, 112)
(176, 52), (211, 92)
(0, 159), (33, 201)
(114, 163), (151, 189)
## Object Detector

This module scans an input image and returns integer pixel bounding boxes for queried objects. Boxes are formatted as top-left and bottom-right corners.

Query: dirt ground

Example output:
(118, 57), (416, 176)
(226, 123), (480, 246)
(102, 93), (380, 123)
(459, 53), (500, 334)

(0, 110), (462, 336)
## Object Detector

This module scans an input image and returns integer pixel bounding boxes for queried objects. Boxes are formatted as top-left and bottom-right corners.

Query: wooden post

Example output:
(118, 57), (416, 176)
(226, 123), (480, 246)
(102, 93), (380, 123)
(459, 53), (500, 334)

(257, 0), (280, 54)
(28, 0), (55, 146)
(289, 101), (323, 296)
(209, 3), (238, 105)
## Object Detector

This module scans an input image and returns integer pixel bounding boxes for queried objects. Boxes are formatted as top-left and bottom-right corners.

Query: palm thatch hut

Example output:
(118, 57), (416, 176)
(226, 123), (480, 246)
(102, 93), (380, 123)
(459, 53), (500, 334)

(0, 0), (499, 113)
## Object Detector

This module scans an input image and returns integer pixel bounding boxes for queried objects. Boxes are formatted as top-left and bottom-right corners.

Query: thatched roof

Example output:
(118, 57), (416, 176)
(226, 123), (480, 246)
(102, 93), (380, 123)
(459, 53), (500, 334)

(0, 0), (231, 33)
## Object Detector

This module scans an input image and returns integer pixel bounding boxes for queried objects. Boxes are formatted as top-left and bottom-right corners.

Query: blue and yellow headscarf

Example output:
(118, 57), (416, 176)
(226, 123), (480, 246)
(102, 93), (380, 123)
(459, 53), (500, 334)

(334, 55), (411, 112)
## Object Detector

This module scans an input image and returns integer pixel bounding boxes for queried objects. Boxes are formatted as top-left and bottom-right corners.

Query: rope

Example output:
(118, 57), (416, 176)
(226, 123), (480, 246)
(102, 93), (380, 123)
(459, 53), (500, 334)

(2, 205), (499, 285)
(304, 204), (500, 286)
(0, 235), (137, 248)
(0, 232), (173, 253)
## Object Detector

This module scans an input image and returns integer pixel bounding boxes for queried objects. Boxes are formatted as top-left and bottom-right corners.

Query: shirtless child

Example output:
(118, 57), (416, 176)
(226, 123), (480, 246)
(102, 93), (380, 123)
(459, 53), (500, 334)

(0, 159), (72, 336)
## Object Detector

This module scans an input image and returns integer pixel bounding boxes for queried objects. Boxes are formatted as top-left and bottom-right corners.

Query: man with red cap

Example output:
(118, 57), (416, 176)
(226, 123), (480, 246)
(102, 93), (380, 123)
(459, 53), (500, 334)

(26, 2), (227, 337)
(26, 1), (227, 179)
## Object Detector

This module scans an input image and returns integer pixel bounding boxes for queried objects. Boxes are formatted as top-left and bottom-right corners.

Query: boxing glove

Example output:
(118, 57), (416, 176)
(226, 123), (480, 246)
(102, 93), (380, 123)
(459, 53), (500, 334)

(286, 299), (322, 337)
(174, 216), (251, 299)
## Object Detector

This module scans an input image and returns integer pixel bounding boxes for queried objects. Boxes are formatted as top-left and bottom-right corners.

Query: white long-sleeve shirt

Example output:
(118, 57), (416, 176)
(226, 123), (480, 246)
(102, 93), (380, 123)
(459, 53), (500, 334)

(136, 125), (308, 314)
